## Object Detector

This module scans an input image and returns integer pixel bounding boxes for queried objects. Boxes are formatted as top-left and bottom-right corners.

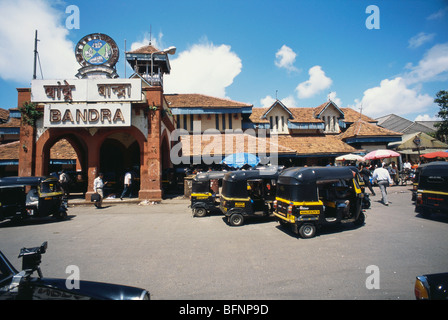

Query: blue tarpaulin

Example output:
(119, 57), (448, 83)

(220, 153), (260, 168)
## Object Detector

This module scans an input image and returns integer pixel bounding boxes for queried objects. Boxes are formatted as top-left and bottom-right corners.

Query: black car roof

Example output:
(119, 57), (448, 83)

(223, 168), (281, 182)
(193, 171), (226, 182)
(419, 161), (448, 176)
(0, 176), (56, 187)
(279, 166), (356, 184)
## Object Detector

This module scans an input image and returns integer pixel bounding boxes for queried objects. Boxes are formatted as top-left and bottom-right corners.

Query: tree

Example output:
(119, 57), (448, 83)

(434, 90), (448, 143)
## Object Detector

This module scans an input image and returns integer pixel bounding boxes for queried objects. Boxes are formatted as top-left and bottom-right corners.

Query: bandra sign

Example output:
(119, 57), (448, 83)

(43, 103), (131, 128)
(31, 79), (141, 128)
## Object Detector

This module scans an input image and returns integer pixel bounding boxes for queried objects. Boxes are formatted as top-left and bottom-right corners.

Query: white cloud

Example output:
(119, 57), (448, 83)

(408, 32), (435, 49)
(296, 66), (332, 99)
(275, 45), (298, 72)
(0, 0), (78, 82)
(414, 114), (440, 121)
(260, 95), (276, 108)
(130, 31), (165, 52)
(405, 43), (448, 84)
(352, 42), (448, 118)
(427, 6), (448, 20)
(259, 94), (297, 108)
(352, 77), (433, 118)
(328, 91), (342, 107)
(163, 41), (242, 98)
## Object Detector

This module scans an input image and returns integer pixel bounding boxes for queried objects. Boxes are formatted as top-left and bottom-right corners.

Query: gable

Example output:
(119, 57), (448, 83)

(262, 100), (293, 119)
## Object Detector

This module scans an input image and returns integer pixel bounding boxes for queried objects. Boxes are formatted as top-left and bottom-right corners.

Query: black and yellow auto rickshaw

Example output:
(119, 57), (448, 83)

(415, 161), (448, 216)
(190, 171), (226, 217)
(273, 166), (365, 238)
(0, 176), (67, 221)
(219, 167), (281, 226)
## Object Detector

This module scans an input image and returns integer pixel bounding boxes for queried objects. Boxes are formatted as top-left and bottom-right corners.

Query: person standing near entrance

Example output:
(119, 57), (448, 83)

(93, 172), (105, 208)
(120, 169), (133, 200)
(372, 164), (393, 206)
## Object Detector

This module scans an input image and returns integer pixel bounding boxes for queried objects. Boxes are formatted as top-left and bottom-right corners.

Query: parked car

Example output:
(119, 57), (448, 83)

(415, 272), (448, 300)
(0, 242), (150, 300)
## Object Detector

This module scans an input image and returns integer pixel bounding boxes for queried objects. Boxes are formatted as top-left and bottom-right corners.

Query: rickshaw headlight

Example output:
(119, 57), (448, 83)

(414, 276), (430, 300)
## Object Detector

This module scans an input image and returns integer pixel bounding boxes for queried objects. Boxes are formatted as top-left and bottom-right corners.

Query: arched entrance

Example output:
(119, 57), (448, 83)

(99, 133), (140, 197)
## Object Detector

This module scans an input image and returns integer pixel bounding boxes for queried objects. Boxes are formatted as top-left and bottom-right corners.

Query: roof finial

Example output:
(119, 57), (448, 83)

(149, 25), (152, 45)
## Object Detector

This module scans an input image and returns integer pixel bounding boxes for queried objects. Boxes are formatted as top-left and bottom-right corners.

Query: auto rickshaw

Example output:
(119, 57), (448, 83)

(415, 161), (448, 216)
(219, 167), (281, 226)
(273, 166), (365, 238)
(0, 176), (67, 221)
(190, 171), (226, 217)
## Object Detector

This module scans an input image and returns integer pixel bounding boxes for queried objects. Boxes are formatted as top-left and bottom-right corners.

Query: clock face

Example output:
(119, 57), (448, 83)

(75, 33), (119, 67)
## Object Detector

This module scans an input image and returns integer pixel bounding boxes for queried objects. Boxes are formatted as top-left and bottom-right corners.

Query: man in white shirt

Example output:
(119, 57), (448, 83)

(93, 172), (105, 208)
(372, 164), (393, 206)
(120, 170), (133, 200)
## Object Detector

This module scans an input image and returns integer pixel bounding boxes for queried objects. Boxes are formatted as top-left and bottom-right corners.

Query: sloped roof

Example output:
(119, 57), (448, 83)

(127, 44), (160, 54)
(339, 119), (402, 140)
(179, 132), (295, 157)
(249, 102), (377, 125)
(165, 94), (252, 108)
(276, 135), (360, 155)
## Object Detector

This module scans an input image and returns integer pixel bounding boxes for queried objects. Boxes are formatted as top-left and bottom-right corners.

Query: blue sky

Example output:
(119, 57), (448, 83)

(1, 0), (447, 122)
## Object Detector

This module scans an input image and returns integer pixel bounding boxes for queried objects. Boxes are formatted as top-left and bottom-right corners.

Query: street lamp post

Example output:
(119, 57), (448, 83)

(150, 46), (176, 86)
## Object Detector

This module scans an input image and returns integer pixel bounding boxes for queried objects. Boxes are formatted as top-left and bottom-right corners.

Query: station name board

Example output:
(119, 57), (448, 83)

(43, 103), (131, 128)
(31, 79), (142, 103)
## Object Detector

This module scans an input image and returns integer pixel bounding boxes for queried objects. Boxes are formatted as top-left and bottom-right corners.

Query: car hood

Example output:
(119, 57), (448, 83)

(29, 277), (149, 300)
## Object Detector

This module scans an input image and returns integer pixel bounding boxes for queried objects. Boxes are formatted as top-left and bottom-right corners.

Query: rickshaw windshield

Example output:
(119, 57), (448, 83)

(192, 180), (210, 193)
(221, 180), (248, 198)
(419, 174), (448, 192)
(40, 180), (61, 194)
(277, 183), (318, 202)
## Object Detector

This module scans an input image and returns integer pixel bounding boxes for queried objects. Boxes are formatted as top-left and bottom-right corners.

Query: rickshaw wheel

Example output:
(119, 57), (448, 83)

(298, 223), (316, 239)
(229, 213), (244, 226)
(354, 211), (365, 226)
(194, 208), (207, 217)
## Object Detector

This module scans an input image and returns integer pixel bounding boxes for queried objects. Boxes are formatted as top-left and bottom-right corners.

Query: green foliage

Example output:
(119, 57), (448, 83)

(434, 90), (448, 143)
(19, 102), (42, 126)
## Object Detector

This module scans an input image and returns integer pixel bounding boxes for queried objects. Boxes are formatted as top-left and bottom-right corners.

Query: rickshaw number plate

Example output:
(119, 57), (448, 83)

(235, 202), (245, 207)
(300, 210), (320, 215)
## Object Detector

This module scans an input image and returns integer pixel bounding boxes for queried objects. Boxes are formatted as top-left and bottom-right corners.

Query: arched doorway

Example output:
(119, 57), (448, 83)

(99, 133), (140, 197)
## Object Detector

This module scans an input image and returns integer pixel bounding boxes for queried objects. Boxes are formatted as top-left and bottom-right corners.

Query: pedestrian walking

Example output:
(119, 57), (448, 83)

(358, 163), (375, 196)
(120, 169), (133, 200)
(93, 172), (105, 208)
(372, 163), (393, 206)
(59, 170), (70, 197)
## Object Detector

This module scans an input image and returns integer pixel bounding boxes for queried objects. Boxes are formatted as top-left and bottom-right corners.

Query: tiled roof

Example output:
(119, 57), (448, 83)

(165, 94), (252, 108)
(340, 108), (377, 123)
(276, 135), (360, 155)
(0, 141), (19, 159)
(339, 119), (402, 140)
(0, 139), (77, 160)
(249, 103), (377, 125)
(179, 133), (295, 157)
(127, 44), (160, 54)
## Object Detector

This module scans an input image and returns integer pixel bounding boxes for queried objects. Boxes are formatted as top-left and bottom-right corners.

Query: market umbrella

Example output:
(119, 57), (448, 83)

(335, 153), (366, 162)
(420, 151), (448, 159)
(364, 149), (400, 160)
(220, 152), (260, 168)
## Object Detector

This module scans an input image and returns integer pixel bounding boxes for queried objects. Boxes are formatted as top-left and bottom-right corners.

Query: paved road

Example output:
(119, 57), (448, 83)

(1, 185), (447, 300)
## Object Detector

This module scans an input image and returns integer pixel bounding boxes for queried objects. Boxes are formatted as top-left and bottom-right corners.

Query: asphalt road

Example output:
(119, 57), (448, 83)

(1, 185), (447, 300)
